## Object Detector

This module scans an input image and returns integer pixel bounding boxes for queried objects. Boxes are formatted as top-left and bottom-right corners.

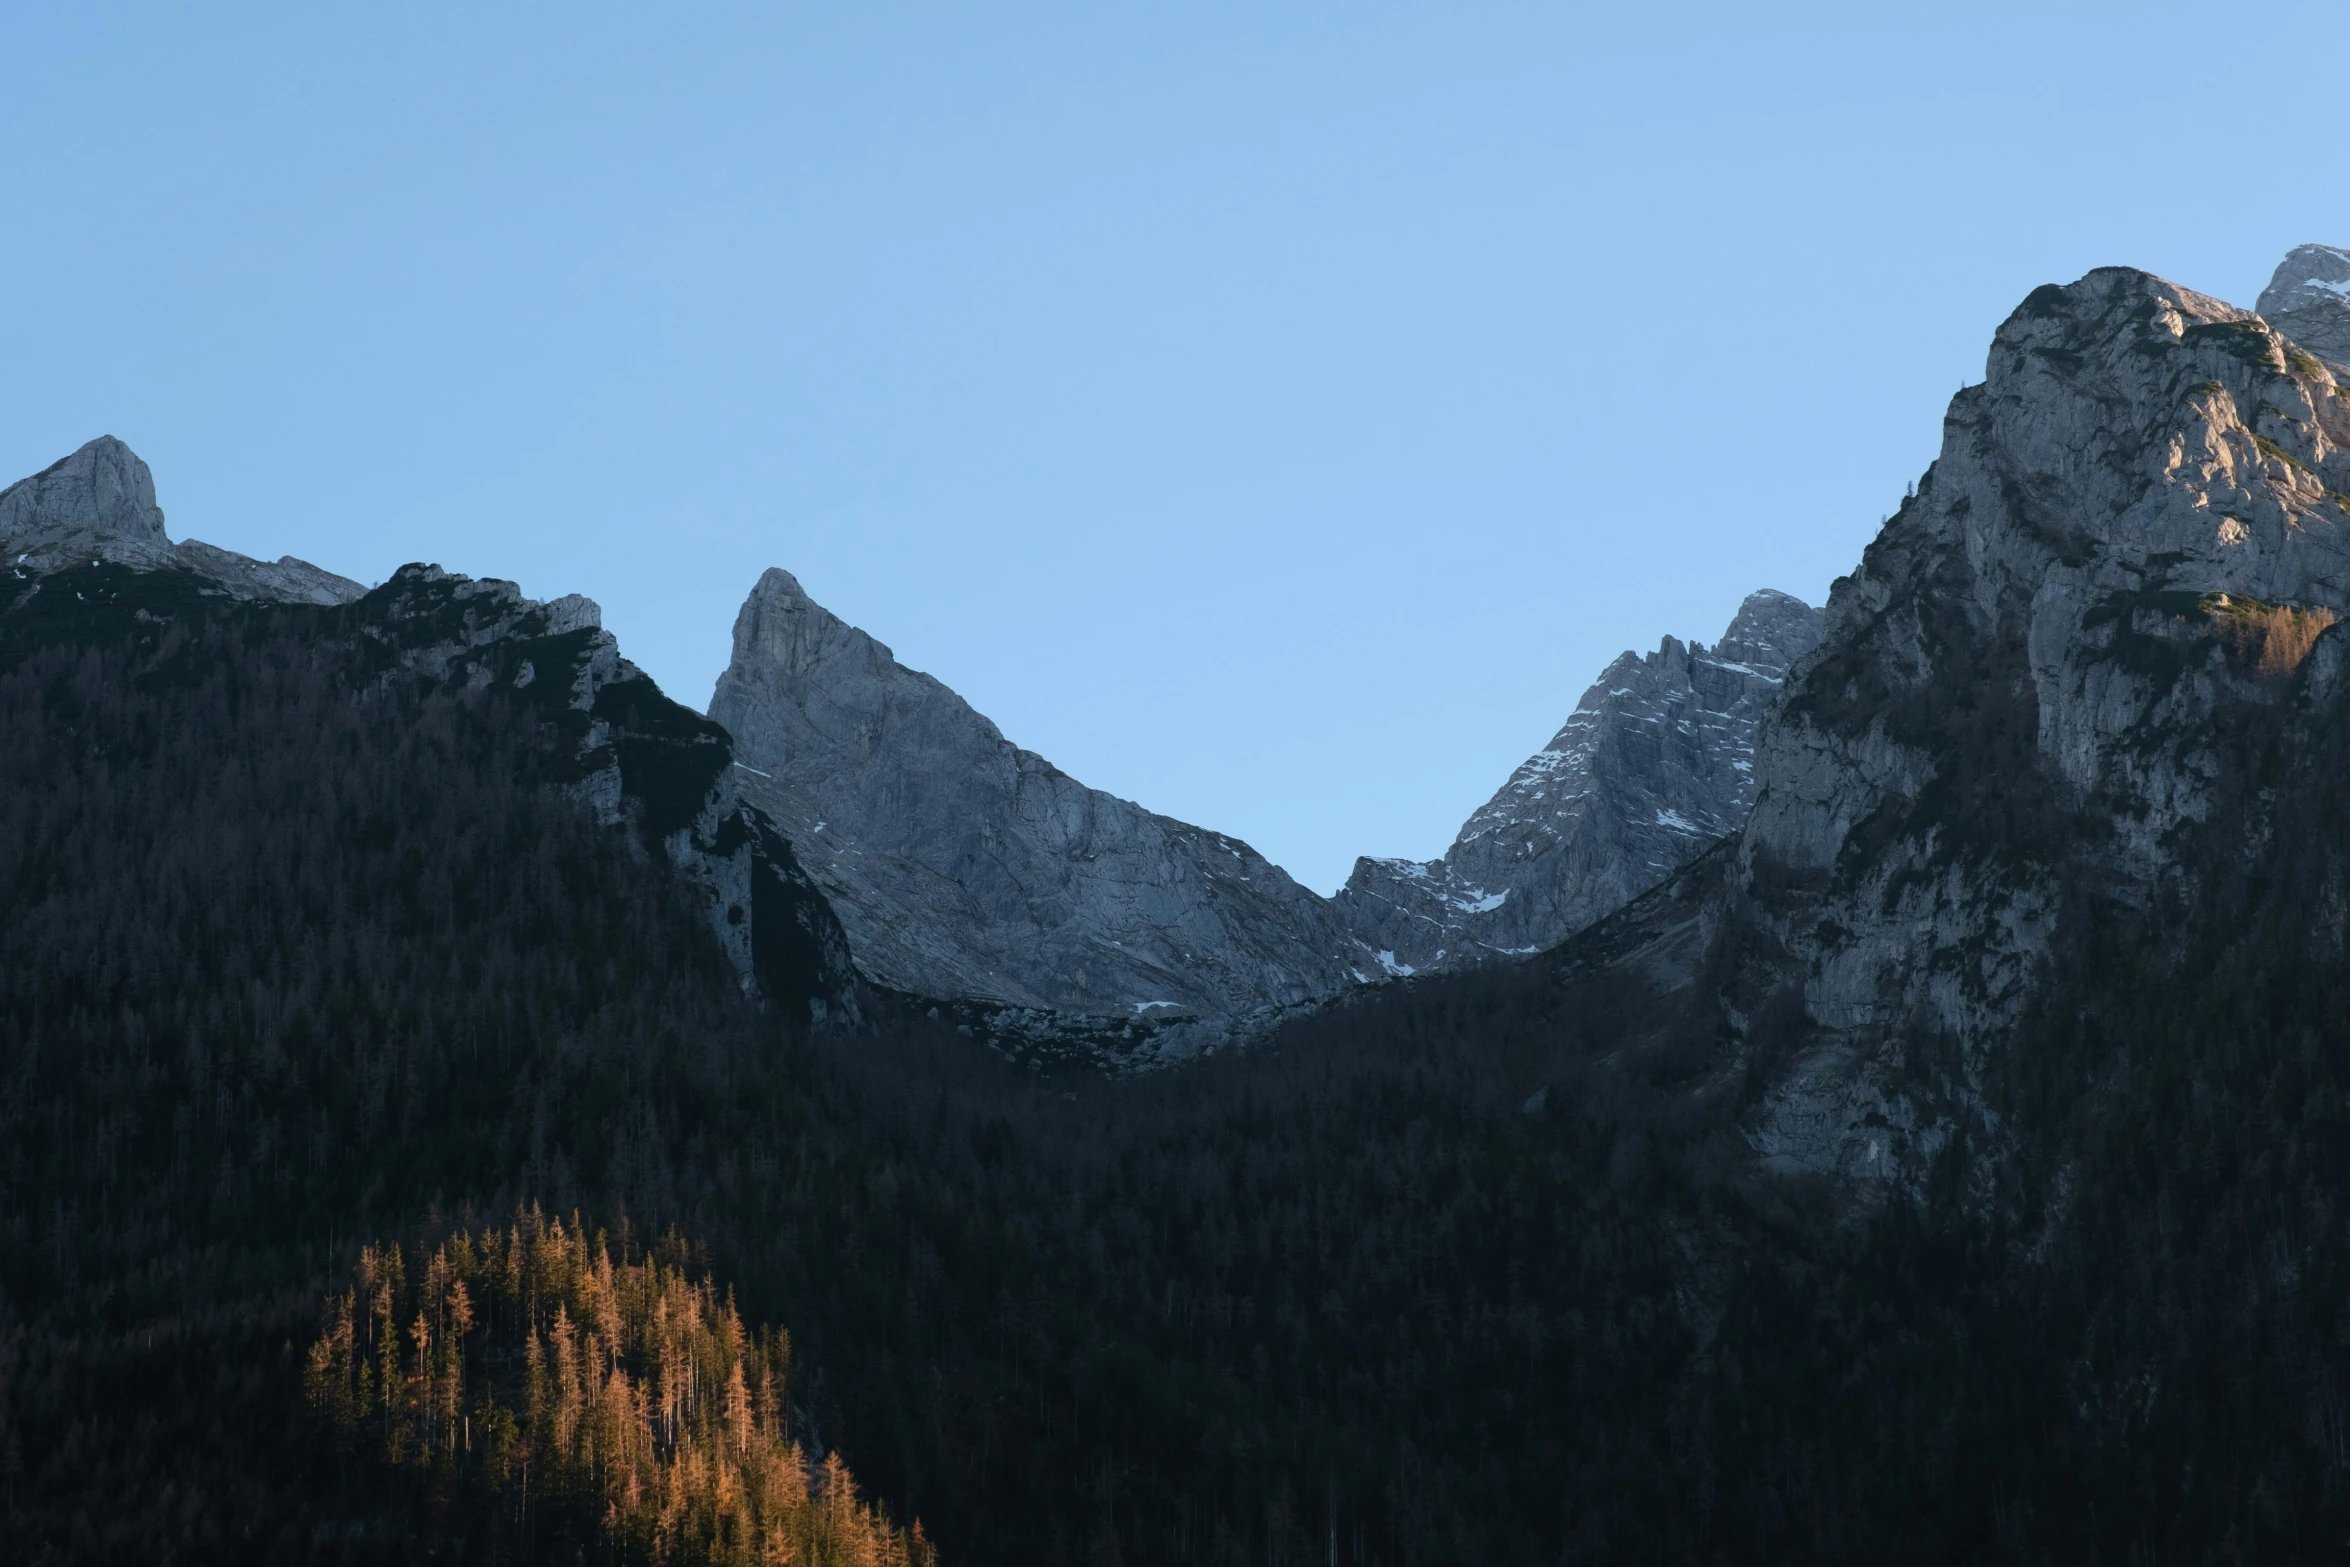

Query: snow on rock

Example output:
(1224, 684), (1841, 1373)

(2257, 242), (2350, 366)
(1332, 589), (1821, 975)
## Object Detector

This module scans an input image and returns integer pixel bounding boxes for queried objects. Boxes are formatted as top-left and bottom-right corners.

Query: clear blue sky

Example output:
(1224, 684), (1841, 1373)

(5, 2), (2343, 891)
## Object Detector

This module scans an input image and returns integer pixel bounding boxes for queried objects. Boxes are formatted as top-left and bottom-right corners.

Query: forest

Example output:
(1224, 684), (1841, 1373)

(306, 1210), (929, 1565)
(5, 559), (2350, 1563)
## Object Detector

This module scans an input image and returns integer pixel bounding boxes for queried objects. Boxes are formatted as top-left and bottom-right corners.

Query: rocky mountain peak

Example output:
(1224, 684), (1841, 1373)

(731, 566), (897, 685)
(0, 435), (169, 562)
(1697, 260), (2350, 1182)
(2256, 241), (2350, 365)
(710, 569), (1354, 1054)
(1, 436), (365, 605)
(1716, 588), (1820, 667)
(1333, 588), (1821, 976)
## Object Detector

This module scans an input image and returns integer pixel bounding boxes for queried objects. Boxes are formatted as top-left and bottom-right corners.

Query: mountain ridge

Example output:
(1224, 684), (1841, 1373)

(1541, 253), (2350, 1193)
(1333, 587), (1821, 977)
(710, 564), (1357, 1058)
(708, 560), (1824, 1057)
(13, 241), (2350, 1563)
(0, 441), (863, 1031)
(0, 433), (367, 605)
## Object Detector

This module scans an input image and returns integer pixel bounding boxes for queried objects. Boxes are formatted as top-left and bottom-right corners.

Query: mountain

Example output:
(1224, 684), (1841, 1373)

(2256, 241), (2350, 366)
(1391, 249), (2350, 1555)
(708, 566), (1356, 1056)
(1333, 589), (1820, 976)
(0, 436), (860, 1029)
(708, 570), (1820, 1050)
(0, 434), (366, 605)
(15, 247), (2350, 1564)
(0, 468), (920, 1557)
(1513, 255), (2350, 1200)
(1718, 261), (2350, 1183)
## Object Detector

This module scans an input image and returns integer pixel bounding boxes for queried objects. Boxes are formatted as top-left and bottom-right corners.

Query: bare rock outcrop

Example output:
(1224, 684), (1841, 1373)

(0, 435), (365, 604)
(1580, 255), (2350, 1190)
(1335, 589), (1819, 976)
(709, 567), (1357, 1045)
(2257, 242), (2350, 367)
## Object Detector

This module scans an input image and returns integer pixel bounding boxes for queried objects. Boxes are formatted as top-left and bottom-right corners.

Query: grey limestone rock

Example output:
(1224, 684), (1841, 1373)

(1715, 259), (2350, 1188)
(708, 567), (1357, 1042)
(2257, 242), (2350, 367)
(1334, 590), (1820, 976)
(0, 436), (365, 604)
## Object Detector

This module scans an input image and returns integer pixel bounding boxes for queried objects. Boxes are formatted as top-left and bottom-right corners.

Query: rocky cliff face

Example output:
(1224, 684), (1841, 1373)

(709, 568), (1358, 1050)
(360, 564), (860, 1025)
(2256, 242), (2350, 367)
(1562, 251), (2350, 1191)
(0, 438), (858, 1025)
(1334, 590), (1819, 976)
(704, 567), (1823, 1057)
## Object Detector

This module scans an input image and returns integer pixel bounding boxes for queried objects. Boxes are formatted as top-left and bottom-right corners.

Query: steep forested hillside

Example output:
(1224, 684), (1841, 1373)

(0, 562), (901, 1560)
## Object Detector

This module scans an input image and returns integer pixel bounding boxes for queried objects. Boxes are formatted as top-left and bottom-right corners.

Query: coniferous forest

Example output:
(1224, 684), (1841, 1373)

(9, 557), (2350, 1565)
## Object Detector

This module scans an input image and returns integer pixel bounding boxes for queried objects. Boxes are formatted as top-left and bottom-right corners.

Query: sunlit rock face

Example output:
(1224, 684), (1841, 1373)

(709, 567), (1357, 1047)
(0, 435), (364, 604)
(1706, 256), (2350, 1186)
(1333, 590), (1821, 978)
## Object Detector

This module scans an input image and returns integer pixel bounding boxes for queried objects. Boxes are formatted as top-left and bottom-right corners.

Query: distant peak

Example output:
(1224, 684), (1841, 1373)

(2258, 243), (2350, 311)
(1726, 587), (1817, 628)
(752, 565), (814, 602)
(2256, 243), (2350, 363)
(0, 435), (168, 552)
(724, 564), (887, 685)
(1717, 588), (1823, 670)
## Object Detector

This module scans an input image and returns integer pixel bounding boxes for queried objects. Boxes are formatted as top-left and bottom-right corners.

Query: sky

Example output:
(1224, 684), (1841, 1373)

(4, 2), (2345, 893)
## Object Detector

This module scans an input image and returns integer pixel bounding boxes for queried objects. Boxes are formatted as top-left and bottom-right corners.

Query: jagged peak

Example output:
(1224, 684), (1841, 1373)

(2256, 242), (2350, 366)
(725, 565), (897, 685)
(750, 564), (813, 602)
(2257, 242), (2350, 318)
(1717, 589), (1822, 667)
(0, 436), (365, 604)
(0, 435), (167, 554)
